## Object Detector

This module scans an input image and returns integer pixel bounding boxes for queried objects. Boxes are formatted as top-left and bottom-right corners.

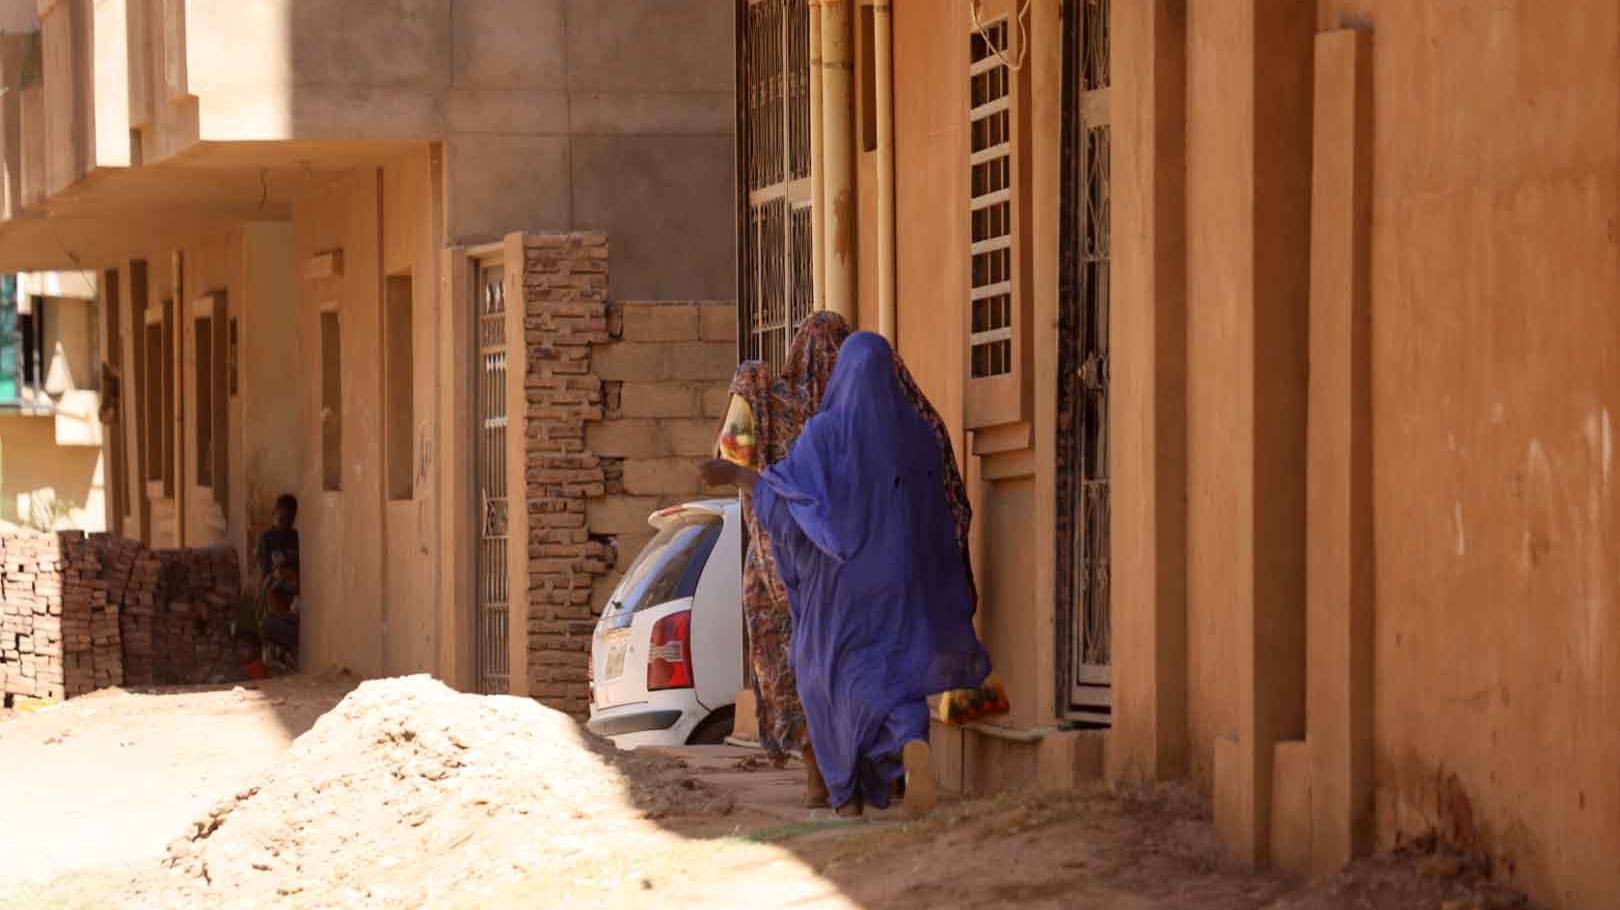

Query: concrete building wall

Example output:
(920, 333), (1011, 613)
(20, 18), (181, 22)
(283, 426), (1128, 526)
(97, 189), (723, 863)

(27, 0), (740, 693)
(1180, 0), (1315, 867)
(885, 0), (1060, 792)
(178, 225), (242, 548)
(38, 293), (96, 394)
(588, 301), (741, 611)
(0, 412), (102, 527)
(1308, 3), (1620, 907)
(735, 1), (1620, 905)
(288, 158), (442, 681)
(0, 0), (34, 34)
(236, 222), (302, 569)
(443, 0), (736, 303)
(1, 275), (105, 533)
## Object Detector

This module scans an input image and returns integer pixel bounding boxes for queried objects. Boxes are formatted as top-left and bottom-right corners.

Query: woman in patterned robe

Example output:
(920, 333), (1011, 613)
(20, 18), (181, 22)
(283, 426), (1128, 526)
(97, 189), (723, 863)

(721, 312), (975, 807)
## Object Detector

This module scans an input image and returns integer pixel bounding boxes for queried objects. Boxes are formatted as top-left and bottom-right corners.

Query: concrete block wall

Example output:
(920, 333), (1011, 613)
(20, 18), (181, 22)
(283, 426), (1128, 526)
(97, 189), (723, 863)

(520, 231), (736, 717)
(589, 300), (737, 610)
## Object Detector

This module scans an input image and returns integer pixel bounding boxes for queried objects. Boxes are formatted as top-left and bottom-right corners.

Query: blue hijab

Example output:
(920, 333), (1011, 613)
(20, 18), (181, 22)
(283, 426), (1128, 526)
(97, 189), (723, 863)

(753, 332), (990, 809)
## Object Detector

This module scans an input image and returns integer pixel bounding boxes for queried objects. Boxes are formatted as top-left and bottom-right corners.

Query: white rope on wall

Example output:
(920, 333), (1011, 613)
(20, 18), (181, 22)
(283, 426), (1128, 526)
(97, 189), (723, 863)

(970, 0), (1033, 72)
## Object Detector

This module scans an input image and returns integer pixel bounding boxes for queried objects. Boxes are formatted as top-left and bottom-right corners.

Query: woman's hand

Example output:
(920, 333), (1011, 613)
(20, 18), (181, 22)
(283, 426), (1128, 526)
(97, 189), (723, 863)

(700, 459), (759, 492)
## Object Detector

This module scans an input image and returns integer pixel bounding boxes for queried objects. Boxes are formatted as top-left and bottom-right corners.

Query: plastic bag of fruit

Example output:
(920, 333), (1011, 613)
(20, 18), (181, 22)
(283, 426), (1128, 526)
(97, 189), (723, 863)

(936, 674), (1011, 726)
(715, 394), (760, 468)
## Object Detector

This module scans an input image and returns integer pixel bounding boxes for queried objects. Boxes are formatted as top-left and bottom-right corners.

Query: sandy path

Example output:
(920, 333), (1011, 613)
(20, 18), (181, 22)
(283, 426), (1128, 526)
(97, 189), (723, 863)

(0, 675), (354, 887)
(0, 676), (1535, 910)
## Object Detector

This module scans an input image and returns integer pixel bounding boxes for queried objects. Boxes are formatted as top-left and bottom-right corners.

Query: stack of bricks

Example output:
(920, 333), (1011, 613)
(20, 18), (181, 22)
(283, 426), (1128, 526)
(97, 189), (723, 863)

(519, 231), (738, 716)
(118, 548), (164, 686)
(0, 531), (66, 702)
(58, 533), (124, 695)
(0, 530), (126, 703)
(149, 546), (241, 685)
(0, 528), (245, 705)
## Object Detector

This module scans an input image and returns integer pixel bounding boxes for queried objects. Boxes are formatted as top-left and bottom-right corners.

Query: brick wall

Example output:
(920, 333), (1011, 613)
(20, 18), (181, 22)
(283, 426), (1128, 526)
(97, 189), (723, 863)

(521, 232), (737, 716)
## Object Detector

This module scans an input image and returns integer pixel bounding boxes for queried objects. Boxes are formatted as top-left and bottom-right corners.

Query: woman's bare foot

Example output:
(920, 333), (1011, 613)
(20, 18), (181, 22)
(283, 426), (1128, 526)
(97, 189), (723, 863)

(835, 798), (864, 818)
(803, 742), (831, 808)
(901, 740), (937, 818)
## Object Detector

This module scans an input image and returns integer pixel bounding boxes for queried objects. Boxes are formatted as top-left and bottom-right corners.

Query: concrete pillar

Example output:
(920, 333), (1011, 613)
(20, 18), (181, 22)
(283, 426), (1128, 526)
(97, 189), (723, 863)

(1107, 0), (1188, 784)
(1306, 27), (1375, 876)
(808, 3), (827, 311)
(438, 245), (475, 691)
(1188, 0), (1314, 868)
(503, 232), (529, 697)
(872, 0), (894, 341)
(1028, 0), (1063, 728)
(818, 0), (855, 322)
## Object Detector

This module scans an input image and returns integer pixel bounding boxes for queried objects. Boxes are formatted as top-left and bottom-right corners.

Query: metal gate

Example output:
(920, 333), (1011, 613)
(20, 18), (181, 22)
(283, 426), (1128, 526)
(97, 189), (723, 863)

(1057, 0), (1112, 722)
(736, 0), (813, 698)
(739, 0), (813, 371)
(475, 263), (510, 694)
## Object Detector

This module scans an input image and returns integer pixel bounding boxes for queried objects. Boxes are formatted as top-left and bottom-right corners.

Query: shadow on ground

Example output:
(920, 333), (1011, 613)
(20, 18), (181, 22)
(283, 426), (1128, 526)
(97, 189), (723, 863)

(0, 675), (1537, 910)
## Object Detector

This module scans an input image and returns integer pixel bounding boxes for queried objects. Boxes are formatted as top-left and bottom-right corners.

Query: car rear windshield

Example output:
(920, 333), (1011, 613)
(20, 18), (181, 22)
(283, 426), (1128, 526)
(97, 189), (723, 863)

(603, 513), (723, 623)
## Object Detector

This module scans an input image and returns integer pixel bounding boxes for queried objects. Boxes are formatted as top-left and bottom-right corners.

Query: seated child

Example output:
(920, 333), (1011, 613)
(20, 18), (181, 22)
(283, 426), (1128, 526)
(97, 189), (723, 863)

(257, 494), (301, 655)
(237, 629), (269, 681)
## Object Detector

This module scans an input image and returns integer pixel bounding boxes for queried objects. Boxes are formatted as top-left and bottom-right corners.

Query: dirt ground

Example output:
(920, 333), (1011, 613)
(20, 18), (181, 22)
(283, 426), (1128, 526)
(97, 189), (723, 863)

(0, 673), (354, 887)
(0, 675), (1535, 910)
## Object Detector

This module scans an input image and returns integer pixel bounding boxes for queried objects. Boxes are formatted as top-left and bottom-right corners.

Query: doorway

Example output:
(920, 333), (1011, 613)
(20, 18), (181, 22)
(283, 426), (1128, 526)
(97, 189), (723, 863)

(1057, 0), (1111, 723)
(473, 260), (510, 695)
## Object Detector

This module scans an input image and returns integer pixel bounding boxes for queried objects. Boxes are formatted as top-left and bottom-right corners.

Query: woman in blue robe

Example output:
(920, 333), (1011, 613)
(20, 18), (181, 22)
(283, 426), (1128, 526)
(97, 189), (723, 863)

(701, 332), (991, 816)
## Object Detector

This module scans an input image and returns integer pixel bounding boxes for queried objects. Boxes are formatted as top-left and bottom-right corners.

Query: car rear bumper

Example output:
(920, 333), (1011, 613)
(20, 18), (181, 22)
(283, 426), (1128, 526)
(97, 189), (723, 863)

(585, 707), (685, 738)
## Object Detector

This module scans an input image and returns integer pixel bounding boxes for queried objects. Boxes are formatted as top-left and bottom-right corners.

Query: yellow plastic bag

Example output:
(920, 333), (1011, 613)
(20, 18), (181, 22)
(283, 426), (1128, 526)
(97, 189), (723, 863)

(715, 394), (759, 468)
(937, 674), (1011, 726)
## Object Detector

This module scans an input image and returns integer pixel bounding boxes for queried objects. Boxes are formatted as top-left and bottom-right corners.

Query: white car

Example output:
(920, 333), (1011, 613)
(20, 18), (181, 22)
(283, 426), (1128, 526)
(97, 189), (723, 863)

(586, 499), (744, 749)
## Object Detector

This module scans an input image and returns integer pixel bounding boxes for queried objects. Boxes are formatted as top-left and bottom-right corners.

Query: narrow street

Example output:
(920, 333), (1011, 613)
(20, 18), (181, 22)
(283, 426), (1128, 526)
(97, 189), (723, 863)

(0, 677), (1530, 910)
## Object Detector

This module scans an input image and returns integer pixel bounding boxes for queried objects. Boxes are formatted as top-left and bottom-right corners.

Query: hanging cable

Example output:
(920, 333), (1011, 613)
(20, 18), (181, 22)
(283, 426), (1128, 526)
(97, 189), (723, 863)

(970, 0), (1032, 71)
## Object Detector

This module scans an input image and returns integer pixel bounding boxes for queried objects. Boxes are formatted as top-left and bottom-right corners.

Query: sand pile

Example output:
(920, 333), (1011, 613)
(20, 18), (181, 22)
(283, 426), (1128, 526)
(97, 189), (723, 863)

(138, 675), (732, 909)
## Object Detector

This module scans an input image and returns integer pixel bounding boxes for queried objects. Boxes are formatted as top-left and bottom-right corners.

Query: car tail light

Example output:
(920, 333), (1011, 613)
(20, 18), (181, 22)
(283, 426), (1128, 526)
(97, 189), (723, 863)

(647, 611), (694, 691)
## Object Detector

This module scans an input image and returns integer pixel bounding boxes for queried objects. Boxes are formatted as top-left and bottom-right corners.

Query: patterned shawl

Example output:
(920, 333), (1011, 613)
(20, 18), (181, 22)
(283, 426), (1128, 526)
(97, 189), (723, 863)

(730, 311), (976, 604)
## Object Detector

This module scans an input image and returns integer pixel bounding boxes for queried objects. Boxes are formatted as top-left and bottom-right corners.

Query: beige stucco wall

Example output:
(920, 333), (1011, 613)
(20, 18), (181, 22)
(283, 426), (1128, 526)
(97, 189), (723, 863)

(0, 0), (35, 33)
(0, 412), (103, 528)
(99, 150), (445, 683)
(1308, 3), (1620, 907)
(179, 224), (242, 547)
(289, 153), (441, 681)
(378, 150), (441, 678)
(37, 293), (96, 395)
(763, 2), (1620, 904)
(1180, 0), (1315, 867)
(888, 0), (1054, 788)
(236, 221), (302, 567)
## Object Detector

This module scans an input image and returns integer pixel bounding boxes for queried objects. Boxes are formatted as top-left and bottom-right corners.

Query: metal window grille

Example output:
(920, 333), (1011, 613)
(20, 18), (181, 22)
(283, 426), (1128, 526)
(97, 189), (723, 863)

(969, 19), (1015, 379)
(475, 264), (510, 695)
(1057, 0), (1112, 722)
(739, 0), (813, 372)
